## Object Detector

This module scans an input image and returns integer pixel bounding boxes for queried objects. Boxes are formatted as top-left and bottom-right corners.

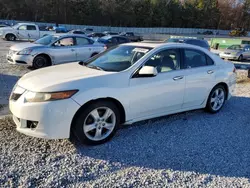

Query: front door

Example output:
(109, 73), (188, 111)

(129, 48), (186, 119)
(17, 25), (29, 40)
(182, 48), (216, 108)
(50, 37), (77, 64)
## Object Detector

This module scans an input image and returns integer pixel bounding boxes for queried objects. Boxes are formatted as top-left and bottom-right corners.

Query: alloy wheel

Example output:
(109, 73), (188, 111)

(83, 107), (116, 141)
(210, 88), (225, 111)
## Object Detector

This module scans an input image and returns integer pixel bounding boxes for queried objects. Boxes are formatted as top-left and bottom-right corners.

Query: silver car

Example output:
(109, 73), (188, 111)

(219, 44), (250, 61)
(7, 34), (106, 69)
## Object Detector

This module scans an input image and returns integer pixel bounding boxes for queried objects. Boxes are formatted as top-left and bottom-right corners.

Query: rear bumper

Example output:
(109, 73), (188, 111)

(219, 54), (239, 60)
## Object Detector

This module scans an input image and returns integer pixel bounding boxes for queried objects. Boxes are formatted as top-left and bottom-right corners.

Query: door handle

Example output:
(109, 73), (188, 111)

(173, 76), (184, 81)
(207, 70), (214, 74)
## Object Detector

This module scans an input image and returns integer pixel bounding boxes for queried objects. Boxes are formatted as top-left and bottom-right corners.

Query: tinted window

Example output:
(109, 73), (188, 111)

(206, 55), (214, 65)
(76, 37), (90, 45)
(184, 49), (207, 68)
(27, 25), (36, 30)
(145, 49), (181, 73)
(185, 40), (209, 49)
(118, 37), (129, 43)
(73, 31), (85, 34)
(18, 25), (27, 30)
(111, 37), (118, 43)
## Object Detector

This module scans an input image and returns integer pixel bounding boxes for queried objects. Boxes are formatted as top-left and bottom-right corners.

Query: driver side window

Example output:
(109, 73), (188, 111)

(54, 37), (74, 47)
(18, 25), (27, 30)
(144, 49), (180, 73)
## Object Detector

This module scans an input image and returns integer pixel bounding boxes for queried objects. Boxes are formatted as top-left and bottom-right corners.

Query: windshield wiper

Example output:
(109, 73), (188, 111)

(87, 65), (104, 71)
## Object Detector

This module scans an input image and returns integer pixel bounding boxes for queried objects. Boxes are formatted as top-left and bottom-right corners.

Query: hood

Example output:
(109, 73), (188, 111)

(223, 49), (242, 54)
(0, 26), (14, 31)
(18, 62), (112, 92)
(10, 42), (43, 51)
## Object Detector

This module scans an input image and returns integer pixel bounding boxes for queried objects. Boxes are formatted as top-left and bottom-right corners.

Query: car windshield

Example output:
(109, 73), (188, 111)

(34, 35), (59, 45)
(228, 45), (243, 50)
(84, 45), (152, 72)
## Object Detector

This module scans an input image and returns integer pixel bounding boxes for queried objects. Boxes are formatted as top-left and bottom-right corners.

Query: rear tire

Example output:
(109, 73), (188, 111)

(72, 101), (120, 145)
(33, 55), (50, 69)
(6, 34), (16, 41)
(206, 85), (226, 113)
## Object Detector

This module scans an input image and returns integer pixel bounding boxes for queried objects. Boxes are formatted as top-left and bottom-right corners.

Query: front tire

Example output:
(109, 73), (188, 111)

(6, 34), (16, 41)
(206, 85), (226, 113)
(33, 55), (50, 69)
(72, 101), (120, 145)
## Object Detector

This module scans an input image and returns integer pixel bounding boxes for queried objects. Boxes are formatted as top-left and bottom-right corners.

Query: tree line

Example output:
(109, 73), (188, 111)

(0, 0), (250, 30)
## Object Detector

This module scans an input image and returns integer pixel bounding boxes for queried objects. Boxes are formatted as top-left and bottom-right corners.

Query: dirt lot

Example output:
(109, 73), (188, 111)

(0, 40), (250, 187)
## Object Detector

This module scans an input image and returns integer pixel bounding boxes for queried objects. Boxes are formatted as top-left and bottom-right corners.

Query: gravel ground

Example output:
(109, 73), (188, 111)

(0, 40), (250, 187)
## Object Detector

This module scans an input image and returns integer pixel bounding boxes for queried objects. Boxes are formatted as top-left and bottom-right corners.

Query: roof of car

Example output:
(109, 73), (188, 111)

(122, 42), (208, 50)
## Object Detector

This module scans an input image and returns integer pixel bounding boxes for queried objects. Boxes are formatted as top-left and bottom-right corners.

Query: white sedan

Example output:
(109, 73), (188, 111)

(9, 43), (236, 145)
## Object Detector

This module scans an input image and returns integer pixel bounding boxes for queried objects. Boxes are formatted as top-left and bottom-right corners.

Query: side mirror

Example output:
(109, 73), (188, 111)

(138, 66), (158, 77)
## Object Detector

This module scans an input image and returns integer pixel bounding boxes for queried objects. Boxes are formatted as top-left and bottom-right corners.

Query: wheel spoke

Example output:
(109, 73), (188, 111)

(211, 97), (216, 103)
(94, 128), (102, 139)
(104, 123), (114, 130)
(84, 123), (96, 133)
(90, 109), (100, 121)
(215, 89), (219, 96)
(102, 108), (113, 121)
(212, 102), (218, 109)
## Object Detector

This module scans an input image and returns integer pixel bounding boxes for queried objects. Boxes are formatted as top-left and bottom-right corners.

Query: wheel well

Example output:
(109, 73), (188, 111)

(71, 97), (126, 130)
(5, 33), (16, 38)
(34, 54), (52, 66)
(213, 82), (229, 99)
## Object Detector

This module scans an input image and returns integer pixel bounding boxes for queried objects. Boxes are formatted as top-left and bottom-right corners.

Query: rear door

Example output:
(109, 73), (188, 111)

(182, 48), (216, 108)
(75, 37), (93, 61)
(50, 37), (77, 64)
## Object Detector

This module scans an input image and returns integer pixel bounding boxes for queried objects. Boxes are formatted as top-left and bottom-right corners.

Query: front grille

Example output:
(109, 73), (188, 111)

(10, 93), (22, 101)
(224, 52), (231, 55)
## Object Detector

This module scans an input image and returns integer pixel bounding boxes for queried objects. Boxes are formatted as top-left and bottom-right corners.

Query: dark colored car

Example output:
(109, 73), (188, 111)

(166, 38), (210, 50)
(87, 32), (106, 38)
(69, 30), (86, 35)
(98, 36), (130, 48)
(119, 32), (143, 42)
(103, 31), (119, 36)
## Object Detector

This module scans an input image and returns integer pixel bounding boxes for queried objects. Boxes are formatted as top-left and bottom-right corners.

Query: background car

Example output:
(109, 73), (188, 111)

(9, 43), (236, 145)
(7, 34), (105, 69)
(219, 44), (250, 61)
(102, 31), (119, 36)
(166, 38), (210, 50)
(97, 35), (130, 48)
(87, 32), (106, 41)
(68, 30), (86, 35)
(119, 32), (143, 42)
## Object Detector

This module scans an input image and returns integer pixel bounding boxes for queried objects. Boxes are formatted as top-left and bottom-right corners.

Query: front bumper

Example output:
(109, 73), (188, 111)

(219, 54), (239, 60)
(9, 91), (81, 139)
(7, 53), (34, 66)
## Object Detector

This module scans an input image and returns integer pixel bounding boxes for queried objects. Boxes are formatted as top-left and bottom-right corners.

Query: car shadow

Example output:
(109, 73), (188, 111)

(0, 73), (19, 104)
(74, 96), (250, 179)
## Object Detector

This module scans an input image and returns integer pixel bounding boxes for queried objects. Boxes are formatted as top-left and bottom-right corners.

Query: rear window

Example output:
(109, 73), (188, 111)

(185, 40), (209, 48)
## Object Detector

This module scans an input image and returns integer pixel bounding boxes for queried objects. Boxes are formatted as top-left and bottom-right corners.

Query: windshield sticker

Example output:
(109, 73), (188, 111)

(132, 48), (149, 53)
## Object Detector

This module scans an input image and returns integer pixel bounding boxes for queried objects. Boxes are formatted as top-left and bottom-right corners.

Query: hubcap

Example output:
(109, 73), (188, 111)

(35, 58), (45, 67)
(83, 107), (116, 141)
(210, 88), (225, 111)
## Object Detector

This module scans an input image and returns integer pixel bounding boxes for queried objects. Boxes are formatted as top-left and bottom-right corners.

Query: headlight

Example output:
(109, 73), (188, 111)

(17, 48), (33, 55)
(24, 90), (78, 102)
